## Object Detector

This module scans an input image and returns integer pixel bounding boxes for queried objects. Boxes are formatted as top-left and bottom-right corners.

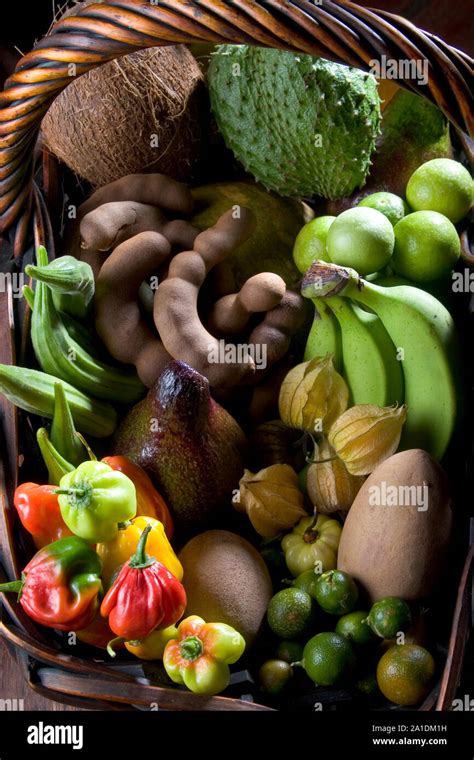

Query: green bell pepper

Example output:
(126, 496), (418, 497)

(56, 461), (137, 542)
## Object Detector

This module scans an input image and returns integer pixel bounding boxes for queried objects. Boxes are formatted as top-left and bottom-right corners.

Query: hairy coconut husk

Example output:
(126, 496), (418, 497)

(41, 45), (207, 186)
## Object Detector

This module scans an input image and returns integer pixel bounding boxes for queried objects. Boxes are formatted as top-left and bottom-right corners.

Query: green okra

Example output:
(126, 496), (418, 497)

(0, 364), (117, 438)
(25, 252), (94, 319)
(27, 246), (145, 404)
(37, 427), (75, 485)
(51, 382), (88, 467)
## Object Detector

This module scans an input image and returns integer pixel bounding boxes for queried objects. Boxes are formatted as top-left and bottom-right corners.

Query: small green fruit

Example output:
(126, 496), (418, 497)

(314, 570), (359, 615)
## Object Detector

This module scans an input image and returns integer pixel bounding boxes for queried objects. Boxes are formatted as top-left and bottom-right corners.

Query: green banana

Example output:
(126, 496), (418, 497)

(328, 296), (404, 407)
(304, 297), (342, 370)
(302, 262), (459, 460)
(0, 364), (117, 438)
(28, 246), (145, 404)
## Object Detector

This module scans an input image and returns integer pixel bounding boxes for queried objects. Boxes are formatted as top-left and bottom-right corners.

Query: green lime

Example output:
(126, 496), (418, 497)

(258, 659), (293, 694)
(302, 632), (356, 686)
(377, 644), (435, 706)
(293, 569), (320, 599)
(267, 588), (314, 639)
(314, 570), (359, 615)
(358, 192), (409, 226)
(293, 216), (336, 274)
(327, 207), (395, 275)
(335, 611), (377, 645)
(277, 640), (304, 664)
(393, 210), (460, 282)
(406, 158), (473, 223)
(355, 672), (379, 696)
(367, 597), (412, 639)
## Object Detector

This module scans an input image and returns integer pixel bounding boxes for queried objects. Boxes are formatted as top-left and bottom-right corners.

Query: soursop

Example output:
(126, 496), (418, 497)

(208, 46), (381, 199)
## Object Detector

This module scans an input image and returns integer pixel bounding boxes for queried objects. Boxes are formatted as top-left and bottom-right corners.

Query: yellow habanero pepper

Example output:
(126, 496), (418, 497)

(96, 516), (183, 588)
(125, 625), (179, 660)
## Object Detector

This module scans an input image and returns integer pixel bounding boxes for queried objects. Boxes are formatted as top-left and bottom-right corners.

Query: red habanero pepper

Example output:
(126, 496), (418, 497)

(0, 537), (102, 631)
(14, 483), (73, 548)
(101, 525), (186, 643)
(102, 456), (174, 539)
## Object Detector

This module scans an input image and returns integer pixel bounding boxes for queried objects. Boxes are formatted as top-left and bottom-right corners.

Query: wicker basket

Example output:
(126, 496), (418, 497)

(0, 0), (472, 711)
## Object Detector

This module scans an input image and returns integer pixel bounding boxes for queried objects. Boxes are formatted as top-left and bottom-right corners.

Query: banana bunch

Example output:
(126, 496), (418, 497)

(302, 262), (459, 460)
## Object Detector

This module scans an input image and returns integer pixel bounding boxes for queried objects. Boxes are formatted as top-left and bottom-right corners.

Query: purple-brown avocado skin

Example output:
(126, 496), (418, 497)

(113, 361), (247, 531)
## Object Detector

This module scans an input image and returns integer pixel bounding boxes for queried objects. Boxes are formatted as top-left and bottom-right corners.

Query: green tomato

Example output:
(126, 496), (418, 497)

(282, 515), (341, 577)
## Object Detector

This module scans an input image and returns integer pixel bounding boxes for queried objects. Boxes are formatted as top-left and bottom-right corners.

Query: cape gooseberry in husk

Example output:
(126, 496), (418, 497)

(41, 44), (207, 187)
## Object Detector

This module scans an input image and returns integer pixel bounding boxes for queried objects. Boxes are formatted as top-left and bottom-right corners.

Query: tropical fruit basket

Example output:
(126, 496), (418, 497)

(0, 0), (472, 712)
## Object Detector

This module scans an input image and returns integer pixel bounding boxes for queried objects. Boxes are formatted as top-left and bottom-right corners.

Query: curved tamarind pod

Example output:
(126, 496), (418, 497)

(79, 203), (199, 278)
(65, 173), (195, 271)
(208, 272), (286, 336)
(207, 262), (237, 300)
(153, 209), (257, 388)
(78, 173), (194, 218)
(79, 201), (166, 277)
(246, 291), (307, 380)
(95, 231), (173, 388)
(192, 207), (256, 268)
(161, 219), (199, 251)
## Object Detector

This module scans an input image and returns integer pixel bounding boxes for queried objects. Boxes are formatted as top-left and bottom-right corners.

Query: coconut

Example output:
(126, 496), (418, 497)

(41, 44), (207, 186)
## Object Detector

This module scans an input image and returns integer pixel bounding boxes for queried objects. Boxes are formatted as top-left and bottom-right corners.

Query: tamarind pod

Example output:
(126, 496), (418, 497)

(80, 201), (162, 250)
(78, 207), (198, 279)
(29, 247), (146, 404)
(154, 210), (258, 388)
(0, 364), (117, 439)
(208, 273), (286, 336)
(95, 231), (173, 388)
(79, 201), (168, 278)
(161, 219), (199, 251)
(247, 291), (307, 375)
(78, 174), (194, 219)
(192, 207), (256, 269)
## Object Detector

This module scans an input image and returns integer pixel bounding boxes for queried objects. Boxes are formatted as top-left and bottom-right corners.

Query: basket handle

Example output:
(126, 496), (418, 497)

(0, 0), (472, 257)
(436, 544), (474, 711)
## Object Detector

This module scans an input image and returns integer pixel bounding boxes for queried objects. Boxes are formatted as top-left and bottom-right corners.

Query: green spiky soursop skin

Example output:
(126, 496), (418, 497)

(208, 46), (381, 199)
